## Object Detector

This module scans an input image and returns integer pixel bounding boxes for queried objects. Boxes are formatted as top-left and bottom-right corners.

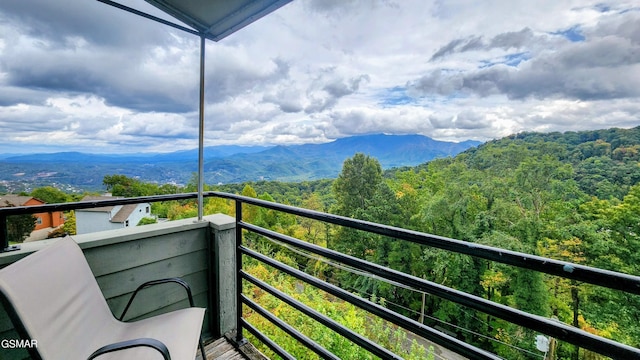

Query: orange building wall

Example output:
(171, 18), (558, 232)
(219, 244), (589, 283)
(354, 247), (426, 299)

(25, 198), (65, 231)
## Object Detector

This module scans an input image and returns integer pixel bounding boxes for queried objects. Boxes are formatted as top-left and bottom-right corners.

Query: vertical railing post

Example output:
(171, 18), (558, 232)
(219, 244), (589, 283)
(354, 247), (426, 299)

(1, 214), (7, 251)
(1, 213), (20, 253)
(235, 200), (245, 344)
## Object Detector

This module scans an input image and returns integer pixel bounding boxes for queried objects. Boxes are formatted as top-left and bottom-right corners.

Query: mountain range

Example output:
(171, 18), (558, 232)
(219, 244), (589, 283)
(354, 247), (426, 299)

(0, 134), (481, 191)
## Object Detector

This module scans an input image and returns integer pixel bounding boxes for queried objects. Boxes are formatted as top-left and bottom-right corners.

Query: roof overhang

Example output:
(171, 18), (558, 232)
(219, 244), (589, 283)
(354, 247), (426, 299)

(144, 0), (293, 41)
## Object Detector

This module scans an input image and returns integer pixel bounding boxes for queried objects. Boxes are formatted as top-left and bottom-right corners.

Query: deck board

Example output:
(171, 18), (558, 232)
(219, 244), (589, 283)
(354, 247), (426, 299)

(196, 337), (267, 360)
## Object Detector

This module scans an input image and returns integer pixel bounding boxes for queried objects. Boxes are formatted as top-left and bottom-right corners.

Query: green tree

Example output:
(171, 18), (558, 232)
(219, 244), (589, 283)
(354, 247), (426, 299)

(103, 174), (135, 195)
(62, 210), (76, 235)
(137, 217), (157, 225)
(6, 214), (36, 243)
(578, 185), (640, 349)
(329, 154), (384, 260)
(332, 153), (382, 217)
(241, 184), (259, 223)
(103, 174), (160, 197)
(299, 193), (326, 245)
(30, 186), (69, 204)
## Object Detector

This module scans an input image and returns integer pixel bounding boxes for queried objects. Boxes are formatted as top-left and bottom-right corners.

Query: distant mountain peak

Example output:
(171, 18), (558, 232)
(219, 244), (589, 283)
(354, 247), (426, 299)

(0, 134), (482, 189)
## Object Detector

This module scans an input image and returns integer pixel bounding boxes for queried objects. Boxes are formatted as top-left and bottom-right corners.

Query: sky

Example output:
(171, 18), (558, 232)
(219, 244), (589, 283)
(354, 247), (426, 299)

(0, 0), (639, 154)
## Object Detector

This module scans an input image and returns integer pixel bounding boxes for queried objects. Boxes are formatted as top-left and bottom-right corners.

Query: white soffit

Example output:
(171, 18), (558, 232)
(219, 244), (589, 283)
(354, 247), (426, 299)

(144, 0), (293, 41)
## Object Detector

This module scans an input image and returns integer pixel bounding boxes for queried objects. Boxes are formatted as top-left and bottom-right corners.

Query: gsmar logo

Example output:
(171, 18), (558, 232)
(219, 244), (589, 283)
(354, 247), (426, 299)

(1, 339), (38, 348)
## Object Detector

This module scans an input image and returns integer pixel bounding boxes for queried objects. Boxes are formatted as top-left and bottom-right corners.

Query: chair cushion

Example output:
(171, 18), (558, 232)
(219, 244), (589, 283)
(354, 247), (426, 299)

(96, 308), (206, 360)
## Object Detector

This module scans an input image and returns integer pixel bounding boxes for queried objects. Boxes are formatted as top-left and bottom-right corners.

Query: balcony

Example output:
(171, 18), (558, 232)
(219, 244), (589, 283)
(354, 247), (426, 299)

(1, 193), (640, 359)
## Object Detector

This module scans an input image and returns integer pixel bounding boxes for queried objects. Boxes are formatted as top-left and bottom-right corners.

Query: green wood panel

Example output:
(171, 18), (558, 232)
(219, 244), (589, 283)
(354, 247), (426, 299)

(84, 228), (207, 277)
(0, 304), (12, 333)
(105, 271), (209, 320)
(96, 250), (208, 299)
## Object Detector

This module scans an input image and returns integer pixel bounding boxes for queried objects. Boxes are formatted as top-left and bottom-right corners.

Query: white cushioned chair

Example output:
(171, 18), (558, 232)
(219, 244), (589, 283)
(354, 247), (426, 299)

(0, 237), (206, 359)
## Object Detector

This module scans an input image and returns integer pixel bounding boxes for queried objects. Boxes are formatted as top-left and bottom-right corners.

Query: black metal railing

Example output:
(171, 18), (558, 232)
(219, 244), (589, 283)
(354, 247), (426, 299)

(0, 193), (200, 252)
(216, 192), (640, 360)
(2, 192), (640, 359)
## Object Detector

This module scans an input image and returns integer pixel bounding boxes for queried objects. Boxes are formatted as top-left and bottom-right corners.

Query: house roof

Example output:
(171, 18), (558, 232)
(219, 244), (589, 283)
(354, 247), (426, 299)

(78, 196), (147, 223)
(0, 195), (44, 208)
(143, 0), (293, 41)
(111, 204), (140, 223)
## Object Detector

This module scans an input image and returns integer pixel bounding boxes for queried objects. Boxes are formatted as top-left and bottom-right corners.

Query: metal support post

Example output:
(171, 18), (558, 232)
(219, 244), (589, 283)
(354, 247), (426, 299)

(235, 200), (245, 344)
(197, 34), (206, 221)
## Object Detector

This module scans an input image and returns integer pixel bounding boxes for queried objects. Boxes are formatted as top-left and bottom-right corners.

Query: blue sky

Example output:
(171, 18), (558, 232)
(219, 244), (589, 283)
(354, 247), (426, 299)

(0, 0), (639, 153)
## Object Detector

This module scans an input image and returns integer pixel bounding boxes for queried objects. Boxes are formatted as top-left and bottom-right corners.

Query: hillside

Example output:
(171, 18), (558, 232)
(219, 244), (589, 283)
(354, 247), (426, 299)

(361, 126), (640, 358)
(460, 127), (640, 199)
(0, 134), (480, 192)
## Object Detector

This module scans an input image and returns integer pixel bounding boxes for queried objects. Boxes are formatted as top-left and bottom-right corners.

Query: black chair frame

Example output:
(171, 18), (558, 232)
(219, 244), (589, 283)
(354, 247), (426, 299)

(118, 277), (207, 360)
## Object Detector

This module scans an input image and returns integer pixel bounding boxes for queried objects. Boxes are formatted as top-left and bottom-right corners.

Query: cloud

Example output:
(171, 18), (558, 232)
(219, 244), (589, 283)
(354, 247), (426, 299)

(204, 46), (290, 104)
(0, 0), (292, 114)
(430, 38), (472, 60)
(303, 70), (370, 114)
(0, 1), (198, 112)
(305, 0), (399, 16)
(1, 0), (639, 154)
(411, 12), (640, 101)
(326, 106), (435, 136)
(447, 110), (491, 130)
(262, 83), (305, 113)
(430, 28), (536, 61)
(490, 28), (536, 49)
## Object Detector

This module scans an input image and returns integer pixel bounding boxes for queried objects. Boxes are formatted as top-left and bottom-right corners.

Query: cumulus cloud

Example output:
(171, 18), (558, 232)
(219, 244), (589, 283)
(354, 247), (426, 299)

(430, 110), (491, 130)
(0, 0), (169, 48)
(410, 12), (640, 101)
(430, 28), (535, 60)
(1, 0), (639, 153)
(303, 70), (370, 114)
(0, 0), (293, 114)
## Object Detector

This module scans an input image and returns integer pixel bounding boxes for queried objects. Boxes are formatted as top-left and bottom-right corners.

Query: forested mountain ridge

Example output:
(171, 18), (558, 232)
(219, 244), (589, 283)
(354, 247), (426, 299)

(0, 134), (479, 192)
(459, 127), (640, 199)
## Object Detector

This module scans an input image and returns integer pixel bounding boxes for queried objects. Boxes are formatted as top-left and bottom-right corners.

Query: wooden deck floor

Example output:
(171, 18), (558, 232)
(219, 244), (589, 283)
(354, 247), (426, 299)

(196, 337), (268, 360)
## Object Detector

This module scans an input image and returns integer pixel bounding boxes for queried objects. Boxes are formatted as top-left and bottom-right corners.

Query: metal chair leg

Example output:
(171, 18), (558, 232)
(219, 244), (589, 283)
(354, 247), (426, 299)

(199, 336), (207, 359)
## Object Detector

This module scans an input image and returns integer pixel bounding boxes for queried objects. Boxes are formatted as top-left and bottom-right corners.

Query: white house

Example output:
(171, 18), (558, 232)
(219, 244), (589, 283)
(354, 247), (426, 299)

(75, 196), (152, 235)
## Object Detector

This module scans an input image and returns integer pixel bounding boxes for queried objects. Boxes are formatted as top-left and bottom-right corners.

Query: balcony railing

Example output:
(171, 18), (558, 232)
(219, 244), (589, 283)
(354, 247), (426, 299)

(1, 192), (640, 359)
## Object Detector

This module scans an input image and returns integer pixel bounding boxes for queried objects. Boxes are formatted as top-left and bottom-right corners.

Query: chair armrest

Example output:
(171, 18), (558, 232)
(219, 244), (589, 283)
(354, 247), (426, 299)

(87, 338), (170, 360)
(119, 277), (195, 321)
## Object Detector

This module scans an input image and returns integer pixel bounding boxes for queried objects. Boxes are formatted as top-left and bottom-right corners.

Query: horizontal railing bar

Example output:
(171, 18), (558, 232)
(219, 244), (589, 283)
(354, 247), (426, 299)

(241, 318), (296, 360)
(242, 294), (340, 360)
(241, 245), (502, 360)
(241, 271), (401, 360)
(5, 190), (640, 296)
(241, 221), (640, 360)
(212, 192), (640, 295)
(0, 193), (201, 216)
